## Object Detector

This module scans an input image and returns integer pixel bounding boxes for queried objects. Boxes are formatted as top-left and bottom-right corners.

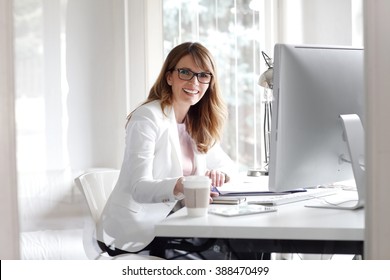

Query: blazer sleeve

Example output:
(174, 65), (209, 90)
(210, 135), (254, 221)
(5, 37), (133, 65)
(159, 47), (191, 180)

(116, 105), (179, 204)
(205, 142), (238, 180)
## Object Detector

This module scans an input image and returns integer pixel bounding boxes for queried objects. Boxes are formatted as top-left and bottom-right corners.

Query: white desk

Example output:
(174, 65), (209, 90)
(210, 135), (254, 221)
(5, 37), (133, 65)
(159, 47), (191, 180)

(155, 191), (364, 255)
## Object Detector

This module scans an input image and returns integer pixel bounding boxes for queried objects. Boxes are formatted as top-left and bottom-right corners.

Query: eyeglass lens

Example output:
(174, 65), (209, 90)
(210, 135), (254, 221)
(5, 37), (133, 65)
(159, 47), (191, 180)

(176, 68), (212, 84)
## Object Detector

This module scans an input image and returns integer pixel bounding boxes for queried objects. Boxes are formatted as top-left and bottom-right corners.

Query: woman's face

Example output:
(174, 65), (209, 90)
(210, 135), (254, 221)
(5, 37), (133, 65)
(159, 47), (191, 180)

(166, 54), (211, 108)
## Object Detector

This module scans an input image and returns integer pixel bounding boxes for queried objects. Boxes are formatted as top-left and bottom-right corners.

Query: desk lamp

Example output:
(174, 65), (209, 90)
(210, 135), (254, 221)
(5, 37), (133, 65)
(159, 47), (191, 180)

(247, 51), (273, 177)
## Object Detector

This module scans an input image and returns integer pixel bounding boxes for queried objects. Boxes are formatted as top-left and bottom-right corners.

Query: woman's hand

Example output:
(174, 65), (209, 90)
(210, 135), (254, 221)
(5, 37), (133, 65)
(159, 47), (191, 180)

(173, 177), (184, 199)
(176, 173), (229, 203)
(206, 170), (230, 203)
(205, 170), (229, 187)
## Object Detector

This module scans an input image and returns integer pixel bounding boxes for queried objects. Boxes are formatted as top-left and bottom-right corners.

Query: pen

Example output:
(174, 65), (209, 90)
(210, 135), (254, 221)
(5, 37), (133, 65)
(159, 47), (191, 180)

(211, 186), (221, 195)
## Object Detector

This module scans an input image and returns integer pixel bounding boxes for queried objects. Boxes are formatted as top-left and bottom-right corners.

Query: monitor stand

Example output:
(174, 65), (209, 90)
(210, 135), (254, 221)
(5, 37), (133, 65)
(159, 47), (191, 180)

(306, 114), (365, 210)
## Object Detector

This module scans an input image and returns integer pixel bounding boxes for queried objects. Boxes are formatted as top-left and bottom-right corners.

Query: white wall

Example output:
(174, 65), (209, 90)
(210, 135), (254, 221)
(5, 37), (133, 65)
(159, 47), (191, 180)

(277, 0), (362, 46)
(65, 0), (163, 170)
(364, 0), (390, 259)
(0, 0), (20, 259)
(66, 0), (127, 170)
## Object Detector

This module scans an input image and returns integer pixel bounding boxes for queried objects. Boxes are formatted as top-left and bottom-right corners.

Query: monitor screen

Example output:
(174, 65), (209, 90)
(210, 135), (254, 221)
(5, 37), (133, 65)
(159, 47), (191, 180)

(268, 44), (364, 192)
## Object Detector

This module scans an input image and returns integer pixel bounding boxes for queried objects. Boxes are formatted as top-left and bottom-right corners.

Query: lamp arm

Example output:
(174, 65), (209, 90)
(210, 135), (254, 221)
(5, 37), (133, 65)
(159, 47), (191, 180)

(261, 51), (273, 68)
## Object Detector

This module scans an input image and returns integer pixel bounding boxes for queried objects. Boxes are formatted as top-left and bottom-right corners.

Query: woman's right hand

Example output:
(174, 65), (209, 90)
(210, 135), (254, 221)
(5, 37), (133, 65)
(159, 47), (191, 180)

(173, 177), (185, 198)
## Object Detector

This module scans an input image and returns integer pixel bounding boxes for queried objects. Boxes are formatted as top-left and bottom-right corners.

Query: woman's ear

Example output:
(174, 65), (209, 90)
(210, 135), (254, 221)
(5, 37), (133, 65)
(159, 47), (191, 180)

(166, 72), (173, 86)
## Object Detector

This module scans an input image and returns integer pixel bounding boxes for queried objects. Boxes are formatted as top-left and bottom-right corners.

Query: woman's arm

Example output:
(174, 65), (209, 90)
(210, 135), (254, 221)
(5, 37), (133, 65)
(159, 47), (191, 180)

(119, 105), (179, 203)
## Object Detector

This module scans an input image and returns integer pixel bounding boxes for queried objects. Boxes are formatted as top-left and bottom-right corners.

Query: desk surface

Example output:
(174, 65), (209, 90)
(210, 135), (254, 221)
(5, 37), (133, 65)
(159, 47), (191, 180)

(155, 192), (364, 242)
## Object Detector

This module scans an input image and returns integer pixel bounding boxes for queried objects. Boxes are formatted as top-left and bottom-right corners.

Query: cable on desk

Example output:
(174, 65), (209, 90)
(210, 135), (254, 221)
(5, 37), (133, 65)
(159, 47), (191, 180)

(309, 195), (359, 208)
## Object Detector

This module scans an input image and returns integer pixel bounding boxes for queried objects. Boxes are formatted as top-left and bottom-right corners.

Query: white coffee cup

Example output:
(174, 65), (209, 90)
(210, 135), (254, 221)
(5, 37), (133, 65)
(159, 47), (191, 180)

(183, 176), (211, 217)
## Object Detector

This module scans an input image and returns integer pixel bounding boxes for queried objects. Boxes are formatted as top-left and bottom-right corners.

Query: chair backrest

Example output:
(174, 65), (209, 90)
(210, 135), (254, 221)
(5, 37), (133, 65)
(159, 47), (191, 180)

(75, 169), (164, 260)
(75, 169), (120, 223)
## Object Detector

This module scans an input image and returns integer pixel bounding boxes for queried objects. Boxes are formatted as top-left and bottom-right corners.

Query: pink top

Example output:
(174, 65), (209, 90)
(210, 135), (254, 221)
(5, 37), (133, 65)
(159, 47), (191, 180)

(177, 123), (195, 176)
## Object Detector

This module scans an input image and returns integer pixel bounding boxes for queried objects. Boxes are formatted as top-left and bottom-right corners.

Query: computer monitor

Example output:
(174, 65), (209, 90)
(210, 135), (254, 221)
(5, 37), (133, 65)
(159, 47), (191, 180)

(268, 44), (364, 193)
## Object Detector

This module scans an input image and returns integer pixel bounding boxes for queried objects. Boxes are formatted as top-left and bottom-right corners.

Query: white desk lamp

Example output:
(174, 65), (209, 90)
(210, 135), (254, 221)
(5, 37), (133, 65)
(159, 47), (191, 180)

(248, 51), (273, 177)
(258, 51), (273, 90)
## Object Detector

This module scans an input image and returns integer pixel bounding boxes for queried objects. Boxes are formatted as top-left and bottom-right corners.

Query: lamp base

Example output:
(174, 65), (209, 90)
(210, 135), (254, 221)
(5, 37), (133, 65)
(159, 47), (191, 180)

(247, 169), (268, 177)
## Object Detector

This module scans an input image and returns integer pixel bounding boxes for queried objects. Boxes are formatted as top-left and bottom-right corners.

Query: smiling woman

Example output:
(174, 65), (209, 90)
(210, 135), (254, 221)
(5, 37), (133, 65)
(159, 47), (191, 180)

(9, 0), (365, 260)
(97, 42), (237, 257)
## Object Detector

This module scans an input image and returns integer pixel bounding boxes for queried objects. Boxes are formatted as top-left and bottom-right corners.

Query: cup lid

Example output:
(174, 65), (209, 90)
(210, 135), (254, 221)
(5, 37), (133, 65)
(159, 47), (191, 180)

(183, 175), (210, 182)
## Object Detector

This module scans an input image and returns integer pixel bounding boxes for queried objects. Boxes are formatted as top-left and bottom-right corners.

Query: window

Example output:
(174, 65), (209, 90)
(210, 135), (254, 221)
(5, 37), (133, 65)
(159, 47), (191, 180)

(163, 0), (275, 172)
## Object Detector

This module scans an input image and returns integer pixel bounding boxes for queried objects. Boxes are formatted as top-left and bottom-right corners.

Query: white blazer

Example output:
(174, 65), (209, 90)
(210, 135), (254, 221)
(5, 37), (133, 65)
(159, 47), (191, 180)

(98, 100), (236, 252)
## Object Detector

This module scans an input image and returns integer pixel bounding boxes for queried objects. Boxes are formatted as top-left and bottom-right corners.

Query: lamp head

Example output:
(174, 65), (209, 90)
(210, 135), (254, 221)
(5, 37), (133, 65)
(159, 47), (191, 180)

(258, 68), (273, 89)
(258, 51), (273, 89)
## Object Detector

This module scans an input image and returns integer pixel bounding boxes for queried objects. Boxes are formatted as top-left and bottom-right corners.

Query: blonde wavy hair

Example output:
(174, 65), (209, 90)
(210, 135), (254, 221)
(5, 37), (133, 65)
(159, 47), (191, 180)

(127, 42), (227, 153)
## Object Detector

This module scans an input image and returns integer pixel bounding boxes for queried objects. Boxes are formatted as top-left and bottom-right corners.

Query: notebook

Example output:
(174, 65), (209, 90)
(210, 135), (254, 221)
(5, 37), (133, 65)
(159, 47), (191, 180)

(211, 196), (246, 205)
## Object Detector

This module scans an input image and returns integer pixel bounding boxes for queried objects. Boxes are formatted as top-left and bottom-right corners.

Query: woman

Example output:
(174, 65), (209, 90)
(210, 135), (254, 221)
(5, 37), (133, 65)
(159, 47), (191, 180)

(98, 42), (236, 256)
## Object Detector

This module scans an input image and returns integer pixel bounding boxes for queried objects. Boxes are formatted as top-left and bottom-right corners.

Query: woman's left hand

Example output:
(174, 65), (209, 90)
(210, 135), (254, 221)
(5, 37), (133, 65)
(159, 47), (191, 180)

(205, 169), (227, 187)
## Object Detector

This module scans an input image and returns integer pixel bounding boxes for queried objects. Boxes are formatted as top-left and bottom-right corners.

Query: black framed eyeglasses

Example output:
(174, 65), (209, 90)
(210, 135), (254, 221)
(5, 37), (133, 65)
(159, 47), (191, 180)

(174, 68), (212, 84)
